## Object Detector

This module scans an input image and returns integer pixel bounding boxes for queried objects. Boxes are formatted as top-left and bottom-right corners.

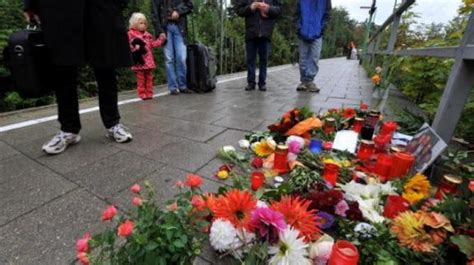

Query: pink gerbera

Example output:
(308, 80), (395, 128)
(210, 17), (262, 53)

(251, 207), (287, 244)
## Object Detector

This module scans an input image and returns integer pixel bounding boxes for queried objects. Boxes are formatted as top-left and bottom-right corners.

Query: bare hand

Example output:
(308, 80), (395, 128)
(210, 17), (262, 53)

(250, 2), (259, 11)
(171, 11), (179, 20)
(135, 44), (140, 50)
(260, 3), (270, 12)
(24, 11), (41, 25)
(159, 33), (167, 40)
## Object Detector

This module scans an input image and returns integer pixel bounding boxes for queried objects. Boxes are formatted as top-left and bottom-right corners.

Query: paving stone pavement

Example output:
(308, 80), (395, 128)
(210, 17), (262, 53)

(0, 58), (372, 265)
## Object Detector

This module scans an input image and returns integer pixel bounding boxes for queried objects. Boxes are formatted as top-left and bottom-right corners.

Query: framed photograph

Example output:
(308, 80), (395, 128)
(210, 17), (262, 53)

(405, 123), (448, 173)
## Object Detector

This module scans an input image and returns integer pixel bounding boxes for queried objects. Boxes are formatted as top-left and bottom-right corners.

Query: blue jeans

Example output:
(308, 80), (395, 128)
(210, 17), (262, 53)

(246, 38), (269, 87)
(298, 37), (322, 83)
(164, 24), (187, 91)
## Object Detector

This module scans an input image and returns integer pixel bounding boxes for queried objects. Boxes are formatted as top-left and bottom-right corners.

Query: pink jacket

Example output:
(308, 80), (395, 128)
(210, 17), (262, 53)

(128, 29), (164, 71)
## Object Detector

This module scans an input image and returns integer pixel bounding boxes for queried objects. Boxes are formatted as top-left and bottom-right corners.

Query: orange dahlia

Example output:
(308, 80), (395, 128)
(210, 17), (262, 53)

(270, 196), (320, 242)
(391, 211), (435, 252)
(213, 189), (257, 230)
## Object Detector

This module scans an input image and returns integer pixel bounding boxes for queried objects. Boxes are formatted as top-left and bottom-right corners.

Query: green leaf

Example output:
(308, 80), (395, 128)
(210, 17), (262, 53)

(450, 235), (474, 258)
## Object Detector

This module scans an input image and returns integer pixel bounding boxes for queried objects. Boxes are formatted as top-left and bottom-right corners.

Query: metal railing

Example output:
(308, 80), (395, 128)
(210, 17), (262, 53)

(363, 0), (474, 143)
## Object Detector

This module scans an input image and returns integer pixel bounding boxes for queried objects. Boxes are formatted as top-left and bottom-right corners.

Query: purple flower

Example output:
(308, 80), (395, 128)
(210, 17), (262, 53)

(251, 207), (287, 244)
(335, 200), (349, 217)
(316, 211), (335, 230)
(288, 141), (303, 154)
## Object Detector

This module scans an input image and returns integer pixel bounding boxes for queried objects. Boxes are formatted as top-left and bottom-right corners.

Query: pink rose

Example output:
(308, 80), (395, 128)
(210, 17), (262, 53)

(77, 252), (89, 265)
(130, 184), (141, 193)
(191, 195), (205, 211)
(101, 205), (117, 221)
(117, 220), (134, 237)
(335, 200), (349, 217)
(175, 180), (185, 188)
(132, 197), (142, 206)
(76, 233), (91, 253)
(167, 202), (178, 211)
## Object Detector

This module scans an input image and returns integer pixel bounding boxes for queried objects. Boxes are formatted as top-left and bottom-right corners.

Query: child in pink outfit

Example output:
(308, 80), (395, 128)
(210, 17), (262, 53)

(128, 13), (166, 100)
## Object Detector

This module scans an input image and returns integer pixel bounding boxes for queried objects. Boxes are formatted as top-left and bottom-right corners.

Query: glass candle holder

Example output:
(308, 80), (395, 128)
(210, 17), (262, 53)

(309, 139), (322, 154)
(435, 174), (463, 199)
(357, 140), (375, 161)
(273, 144), (289, 174)
(328, 240), (359, 265)
(324, 118), (336, 134)
(388, 152), (415, 179)
(352, 117), (365, 133)
(374, 154), (393, 181)
(366, 110), (380, 127)
(323, 163), (340, 186)
(360, 124), (375, 140)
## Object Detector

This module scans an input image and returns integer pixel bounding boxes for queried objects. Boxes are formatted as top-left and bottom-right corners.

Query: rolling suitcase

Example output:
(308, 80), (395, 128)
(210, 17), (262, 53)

(4, 26), (51, 98)
(186, 43), (217, 93)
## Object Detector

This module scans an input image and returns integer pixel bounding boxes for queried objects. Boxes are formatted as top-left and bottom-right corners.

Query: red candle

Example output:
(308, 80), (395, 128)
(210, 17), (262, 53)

(323, 163), (340, 186)
(329, 240), (359, 265)
(380, 121), (397, 136)
(357, 140), (375, 160)
(251, 172), (265, 191)
(388, 152), (415, 179)
(434, 174), (463, 199)
(273, 144), (289, 174)
(374, 154), (392, 181)
(374, 134), (391, 153)
(324, 118), (336, 134)
(352, 117), (365, 133)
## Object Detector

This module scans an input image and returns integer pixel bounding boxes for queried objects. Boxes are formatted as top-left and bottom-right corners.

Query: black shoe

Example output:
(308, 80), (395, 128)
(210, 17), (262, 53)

(170, 90), (180, 95)
(180, 88), (192, 94)
(245, 84), (256, 91)
(258, 85), (267, 91)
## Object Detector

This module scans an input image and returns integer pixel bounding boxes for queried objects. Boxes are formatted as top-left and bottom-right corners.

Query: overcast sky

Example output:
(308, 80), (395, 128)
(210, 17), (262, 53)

(332, 0), (463, 25)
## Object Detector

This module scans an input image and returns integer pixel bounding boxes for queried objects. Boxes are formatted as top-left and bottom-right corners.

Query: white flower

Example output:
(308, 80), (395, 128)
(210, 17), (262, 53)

(257, 200), (268, 208)
(354, 222), (377, 239)
(222, 145), (236, 153)
(287, 153), (298, 161)
(210, 219), (238, 252)
(309, 234), (334, 260)
(238, 139), (250, 149)
(231, 229), (256, 258)
(358, 199), (385, 223)
(379, 182), (396, 195)
(268, 227), (312, 265)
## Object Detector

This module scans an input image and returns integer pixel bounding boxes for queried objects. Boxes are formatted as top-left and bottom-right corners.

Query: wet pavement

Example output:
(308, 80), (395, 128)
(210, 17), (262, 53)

(0, 58), (372, 265)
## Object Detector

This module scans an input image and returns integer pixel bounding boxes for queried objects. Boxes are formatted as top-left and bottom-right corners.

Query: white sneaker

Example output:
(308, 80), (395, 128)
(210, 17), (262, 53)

(42, 131), (81, 155)
(107, 124), (133, 143)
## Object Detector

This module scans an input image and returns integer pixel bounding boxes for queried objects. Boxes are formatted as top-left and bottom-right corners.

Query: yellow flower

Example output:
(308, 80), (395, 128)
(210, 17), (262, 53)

(252, 139), (276, 157)
(217, 170), (229, 180)
(323, 158), (340, 167)
(402, 173), (431, 204)
(391, 211), (435, 252)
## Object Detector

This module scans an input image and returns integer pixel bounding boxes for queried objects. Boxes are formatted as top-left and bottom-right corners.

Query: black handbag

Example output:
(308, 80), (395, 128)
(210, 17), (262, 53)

(4, 24), (52, 98)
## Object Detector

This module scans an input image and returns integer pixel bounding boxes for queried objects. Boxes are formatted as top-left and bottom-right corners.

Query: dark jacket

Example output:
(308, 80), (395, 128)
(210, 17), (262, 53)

(294, 0), (332, 40)
(23, 0), (132, 67)
(236, 0), (282, 41)
(151, 0), (193, 38)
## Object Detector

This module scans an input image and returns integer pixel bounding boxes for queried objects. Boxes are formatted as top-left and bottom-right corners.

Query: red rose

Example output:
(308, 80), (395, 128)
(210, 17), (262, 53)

(117, 220), (134, 237)
(360, 102), (369, 110)
(323, 141), (333, 150)
(77, 252), (89, 265)
(132, 197), (142, 206)
(346, 201), (364, 221)
(251, 172), (265, 191)
(383, 195), (409, 219)
(76, 233), (91, 253)
(251, 157), (264, 168)
(321, 190), (344, 207)
(469, 180), (474, 192)
(101, 205), (117, 221)
(191, 195), (206, 211)
(130, 184), (141, 193)
(185, 174), (203, 188)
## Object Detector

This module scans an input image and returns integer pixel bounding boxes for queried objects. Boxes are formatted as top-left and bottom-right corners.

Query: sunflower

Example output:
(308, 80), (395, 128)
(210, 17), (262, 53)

(390, 211), (435, 252)
(252, 138), (276, 157)
(270, 196), (320, 242)
(213, 189), (257, 230)
(402, 173), (431, 204)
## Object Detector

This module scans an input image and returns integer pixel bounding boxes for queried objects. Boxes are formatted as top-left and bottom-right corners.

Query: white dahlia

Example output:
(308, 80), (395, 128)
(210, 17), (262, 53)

(209, 219), (238, 252)
(268, 227), (312, 265)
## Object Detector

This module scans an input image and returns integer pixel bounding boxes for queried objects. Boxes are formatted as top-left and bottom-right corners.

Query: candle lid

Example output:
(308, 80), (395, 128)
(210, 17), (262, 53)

(274, 176), (284, 183)
(443, 174), (462, 184)
(276, 144), (288, 151)
(360, 140), (374, 146)
(355, 117), (365, 122)
(325, 117), (336, 122)
(369, 109), (381, 115)
(390, 146), (402, 153)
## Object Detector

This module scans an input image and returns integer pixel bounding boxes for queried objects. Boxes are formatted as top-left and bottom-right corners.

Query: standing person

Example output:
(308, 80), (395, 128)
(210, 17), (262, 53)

(295, 0), (332, 93)
(128, 12), (166, 100)
(151, 0), (193, 95)
(23, 0), (133, 155)
(236, 0), (282, 92)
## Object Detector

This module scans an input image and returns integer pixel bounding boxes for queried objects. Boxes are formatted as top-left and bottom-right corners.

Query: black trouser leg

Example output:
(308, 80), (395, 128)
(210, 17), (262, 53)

(54, 66), (81, 134)
(246, 39), (258, 86)
(93, 67), (120, 129)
